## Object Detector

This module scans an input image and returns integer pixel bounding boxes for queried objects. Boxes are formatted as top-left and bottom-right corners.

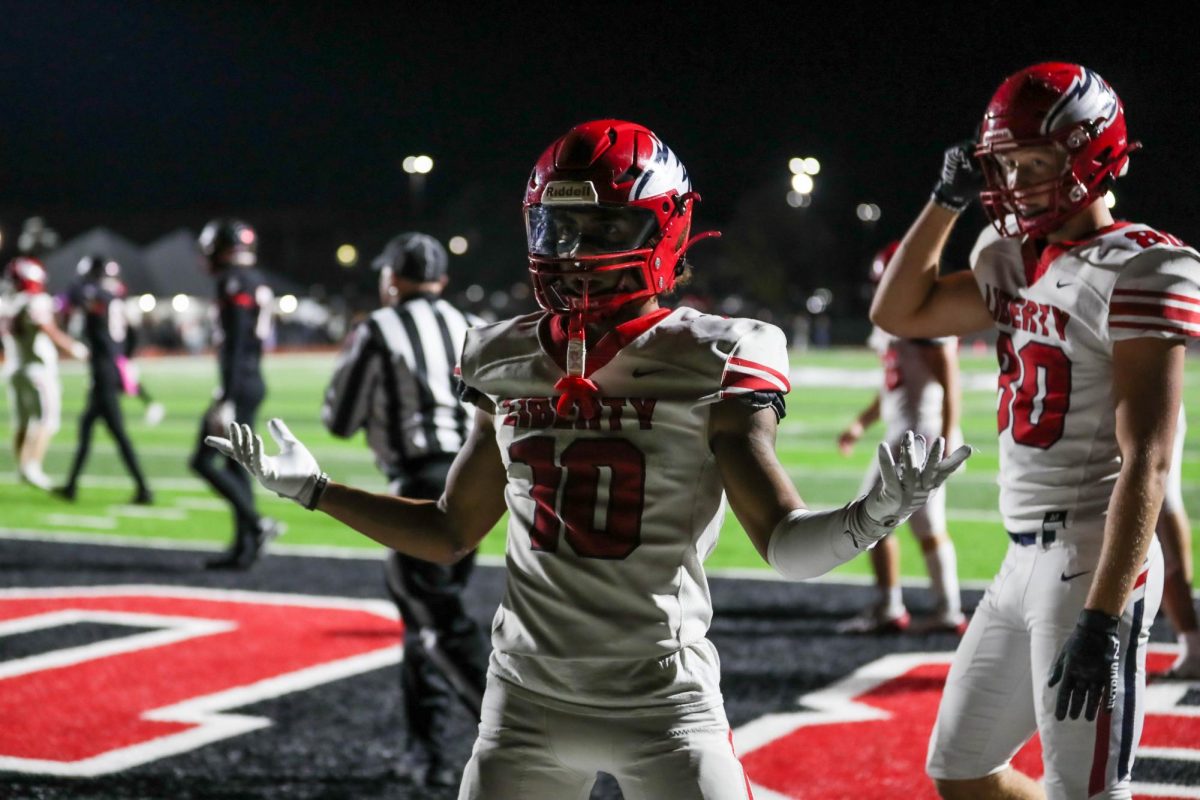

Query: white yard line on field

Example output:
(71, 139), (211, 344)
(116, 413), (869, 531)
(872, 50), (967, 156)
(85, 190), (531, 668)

(42, 515), (117, 529)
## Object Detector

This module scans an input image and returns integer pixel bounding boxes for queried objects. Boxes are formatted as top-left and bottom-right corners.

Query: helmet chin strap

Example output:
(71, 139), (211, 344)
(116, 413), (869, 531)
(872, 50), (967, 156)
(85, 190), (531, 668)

(553, 280), (601, 420)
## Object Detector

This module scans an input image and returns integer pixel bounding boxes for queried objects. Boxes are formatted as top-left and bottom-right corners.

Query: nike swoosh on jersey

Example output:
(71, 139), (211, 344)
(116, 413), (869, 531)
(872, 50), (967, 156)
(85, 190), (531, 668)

(1060, 569), (1091, 582)
(1055, 280), (1073, 288)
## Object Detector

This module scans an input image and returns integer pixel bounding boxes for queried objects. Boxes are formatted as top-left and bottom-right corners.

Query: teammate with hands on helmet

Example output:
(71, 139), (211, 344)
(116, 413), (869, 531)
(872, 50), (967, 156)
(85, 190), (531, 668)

(210, 119), (971, 799)
(872, 62), (1189, 800)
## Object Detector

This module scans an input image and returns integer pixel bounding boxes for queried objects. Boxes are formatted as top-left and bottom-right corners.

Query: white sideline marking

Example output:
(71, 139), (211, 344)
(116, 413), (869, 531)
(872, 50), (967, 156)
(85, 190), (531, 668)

(108, 506), (187, 521)
(43, 514), (117, 529)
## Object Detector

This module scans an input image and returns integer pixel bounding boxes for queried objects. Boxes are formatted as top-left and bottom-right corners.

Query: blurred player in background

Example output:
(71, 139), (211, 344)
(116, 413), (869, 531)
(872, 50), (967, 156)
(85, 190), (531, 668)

(211, 119), (971, 799)
(190, 218), (281, 569)
(55, 254), (153, 504)
(322, 232), (488, 789)
(1, 256), (88, 489)
(873, 62), (1192, 799)
(838, 240), (965, 634)
(1158, 407), (1199, 679)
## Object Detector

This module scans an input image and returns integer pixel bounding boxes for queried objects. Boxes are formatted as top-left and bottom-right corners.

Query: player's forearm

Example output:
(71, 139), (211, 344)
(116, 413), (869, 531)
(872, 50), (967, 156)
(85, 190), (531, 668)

(870, 202), (959, 331)
(316, 482), (471, 565)
(44, 324), (84, 358)
(1087, 452), (1171, 615)
(858, 395), (881, 428)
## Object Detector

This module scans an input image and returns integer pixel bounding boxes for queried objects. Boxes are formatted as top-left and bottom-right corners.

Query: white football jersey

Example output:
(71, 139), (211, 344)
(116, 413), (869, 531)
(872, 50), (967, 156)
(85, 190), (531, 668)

(458, 306), (790, 710)
(971, 221), (1200, 533)
(866, 326), (953, 439)
(0, 292), (57, 376)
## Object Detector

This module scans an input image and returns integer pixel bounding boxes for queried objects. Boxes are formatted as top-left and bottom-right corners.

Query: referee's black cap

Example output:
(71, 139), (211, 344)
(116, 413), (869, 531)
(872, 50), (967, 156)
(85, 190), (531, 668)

(372, 233), (449, 282)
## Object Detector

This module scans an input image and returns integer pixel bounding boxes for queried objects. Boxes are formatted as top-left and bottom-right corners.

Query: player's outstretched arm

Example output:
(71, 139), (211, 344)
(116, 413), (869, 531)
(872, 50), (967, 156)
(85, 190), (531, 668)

(206, 408), (507, 564)
(870, 142), (993, 339)
(1049, 338), (1184, 721)
(710, 399), (971, 580)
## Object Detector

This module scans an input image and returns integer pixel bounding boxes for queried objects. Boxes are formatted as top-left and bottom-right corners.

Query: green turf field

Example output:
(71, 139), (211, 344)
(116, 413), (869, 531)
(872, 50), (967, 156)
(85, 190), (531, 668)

(2, 348), (1197, 584)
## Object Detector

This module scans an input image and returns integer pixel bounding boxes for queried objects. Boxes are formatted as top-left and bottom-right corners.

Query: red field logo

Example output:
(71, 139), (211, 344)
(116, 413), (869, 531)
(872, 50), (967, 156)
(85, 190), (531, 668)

(0, 585), (402, 776)
(734, 648), (1200, 800)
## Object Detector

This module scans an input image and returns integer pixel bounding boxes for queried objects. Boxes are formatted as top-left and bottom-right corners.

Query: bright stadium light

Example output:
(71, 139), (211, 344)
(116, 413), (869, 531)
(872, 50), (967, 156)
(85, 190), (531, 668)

(791, 173), (815, 194)
(803, 157), (821, 175)
(448, 236), (469, 255)
(412, 155), (434, 174)
(788, 157), (805, 175)
(465, 284), (485, 302)
(336, 244), (358, 266)
(171, 294), (190, 312)
(402, 156), (417, 174)
(1105, 190), (1116, 209)
(279, 294), (298, 314)
(138, 294), (157, 313)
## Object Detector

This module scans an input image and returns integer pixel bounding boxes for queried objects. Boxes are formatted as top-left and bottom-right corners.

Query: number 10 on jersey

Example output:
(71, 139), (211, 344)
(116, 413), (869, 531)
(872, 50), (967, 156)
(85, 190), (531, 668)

(508, 436), (646, 559)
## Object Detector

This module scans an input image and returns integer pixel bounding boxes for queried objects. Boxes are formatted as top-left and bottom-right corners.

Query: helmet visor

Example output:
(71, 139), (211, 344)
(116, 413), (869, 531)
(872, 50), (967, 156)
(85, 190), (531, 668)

(526, 205), (659, 258)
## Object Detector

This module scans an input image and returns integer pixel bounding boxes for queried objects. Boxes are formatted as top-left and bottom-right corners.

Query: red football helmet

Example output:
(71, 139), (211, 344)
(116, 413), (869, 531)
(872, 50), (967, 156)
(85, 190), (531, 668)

(975, 63), (1139, 239)
(523, 119), (717, 318)
(4, 257), (47, 293)
(869, 241), (900, 284)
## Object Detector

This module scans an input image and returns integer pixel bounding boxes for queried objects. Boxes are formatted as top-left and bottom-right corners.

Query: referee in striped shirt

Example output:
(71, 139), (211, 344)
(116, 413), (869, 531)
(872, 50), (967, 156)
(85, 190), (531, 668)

(322, 232), (488, 789)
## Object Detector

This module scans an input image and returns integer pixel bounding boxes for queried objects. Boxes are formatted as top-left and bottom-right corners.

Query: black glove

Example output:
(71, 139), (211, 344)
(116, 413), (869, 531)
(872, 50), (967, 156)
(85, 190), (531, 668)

(931, 140), (983, 213)
(1048, 609), (1120, 721)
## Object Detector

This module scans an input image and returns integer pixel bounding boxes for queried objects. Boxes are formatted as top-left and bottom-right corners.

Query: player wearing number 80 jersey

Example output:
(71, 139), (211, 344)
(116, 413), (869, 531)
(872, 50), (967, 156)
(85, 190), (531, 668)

(974, 221), (1200, 532)
(873, 62), (1197, 800)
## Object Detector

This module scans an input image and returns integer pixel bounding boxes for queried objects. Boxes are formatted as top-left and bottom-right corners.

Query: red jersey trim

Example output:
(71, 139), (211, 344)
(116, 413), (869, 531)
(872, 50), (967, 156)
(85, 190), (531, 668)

(1112, 288), (1200, 309)
(724, 356), (791, 392)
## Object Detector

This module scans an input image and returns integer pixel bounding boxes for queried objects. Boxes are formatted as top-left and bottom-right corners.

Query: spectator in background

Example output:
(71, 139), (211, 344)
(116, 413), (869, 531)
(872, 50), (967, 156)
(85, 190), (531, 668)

(54, 255), (153, 504)
(1, 257), (88, 490)
(322, 233), (488, 789)
(190, 219), (281, 569)
(838, 242), (965, 635)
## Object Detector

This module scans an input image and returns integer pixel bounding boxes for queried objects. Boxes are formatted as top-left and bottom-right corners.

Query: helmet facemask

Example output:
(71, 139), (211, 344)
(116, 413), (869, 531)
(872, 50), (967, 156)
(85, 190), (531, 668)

(977, 135), (1084, 238)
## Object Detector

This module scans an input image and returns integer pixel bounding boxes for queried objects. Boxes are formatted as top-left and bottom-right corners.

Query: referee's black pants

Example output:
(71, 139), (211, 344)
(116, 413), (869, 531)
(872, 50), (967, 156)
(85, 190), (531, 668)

(64, 362), (150, 496)
(384, 455), (489, 760)
(188, 379), (265, 548)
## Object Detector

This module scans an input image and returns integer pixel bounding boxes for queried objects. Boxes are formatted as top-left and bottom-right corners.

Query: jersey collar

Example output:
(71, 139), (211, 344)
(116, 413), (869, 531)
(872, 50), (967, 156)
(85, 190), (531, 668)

(539, 307), (674, 377)
(1022, 220), (1133, 285)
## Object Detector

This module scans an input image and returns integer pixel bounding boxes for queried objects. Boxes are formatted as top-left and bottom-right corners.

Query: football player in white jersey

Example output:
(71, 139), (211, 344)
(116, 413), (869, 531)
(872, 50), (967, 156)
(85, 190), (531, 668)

(871, 62), (1195, 800)
(838, 241), (965, 635)
(208, 119), (970, 800)
(1, 257), (88, 490)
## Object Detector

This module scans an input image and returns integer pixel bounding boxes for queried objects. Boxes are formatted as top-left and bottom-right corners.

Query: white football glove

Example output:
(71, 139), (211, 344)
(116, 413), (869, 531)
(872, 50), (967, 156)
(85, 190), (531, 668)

(205, 418), (329, 510)
(854, 431), (972, 547)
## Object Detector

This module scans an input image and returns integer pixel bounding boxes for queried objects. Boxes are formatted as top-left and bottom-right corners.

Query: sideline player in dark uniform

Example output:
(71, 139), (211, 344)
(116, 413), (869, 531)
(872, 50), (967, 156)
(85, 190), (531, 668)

(55, 254), (153, 504)
(322, 233), (488, 788)
(189, 219), (281, 569)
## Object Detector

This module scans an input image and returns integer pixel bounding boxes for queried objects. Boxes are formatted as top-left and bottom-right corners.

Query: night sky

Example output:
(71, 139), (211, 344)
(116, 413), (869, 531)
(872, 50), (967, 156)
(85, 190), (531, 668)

(4, 2), (1199, 320)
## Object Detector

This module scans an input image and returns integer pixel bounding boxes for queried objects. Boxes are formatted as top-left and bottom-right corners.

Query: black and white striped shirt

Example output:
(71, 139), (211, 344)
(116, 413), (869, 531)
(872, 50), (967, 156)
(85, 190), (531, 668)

(322, 294), (481, 475)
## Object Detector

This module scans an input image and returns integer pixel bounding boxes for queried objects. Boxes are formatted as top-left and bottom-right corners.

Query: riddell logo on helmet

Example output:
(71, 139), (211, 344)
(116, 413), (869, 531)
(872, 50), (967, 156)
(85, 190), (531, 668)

(542, 181), (599, 205)
(983, 128), (1013, 143)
